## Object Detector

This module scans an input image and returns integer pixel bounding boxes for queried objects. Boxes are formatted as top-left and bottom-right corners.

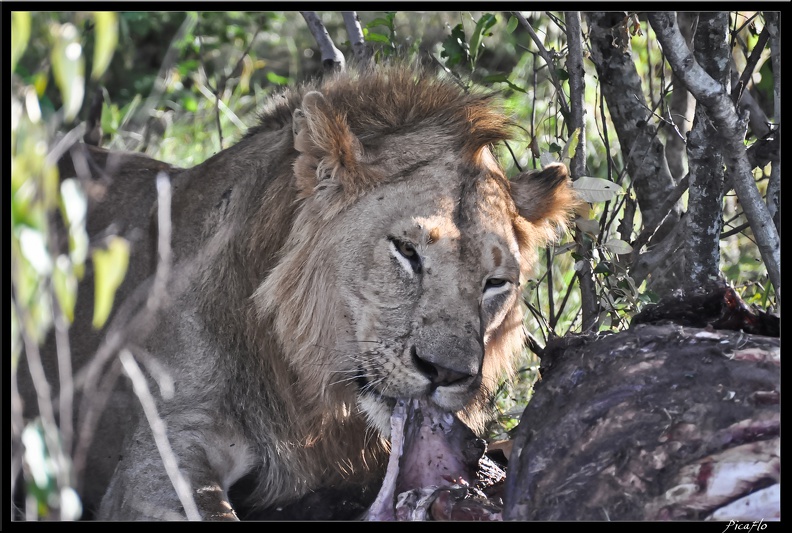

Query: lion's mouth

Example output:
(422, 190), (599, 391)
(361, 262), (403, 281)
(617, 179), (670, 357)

(354, 365), (478, 421)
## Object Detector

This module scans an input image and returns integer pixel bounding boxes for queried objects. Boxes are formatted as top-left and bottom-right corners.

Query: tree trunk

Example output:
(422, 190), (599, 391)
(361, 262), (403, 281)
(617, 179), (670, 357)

(503, 284), (780, 521)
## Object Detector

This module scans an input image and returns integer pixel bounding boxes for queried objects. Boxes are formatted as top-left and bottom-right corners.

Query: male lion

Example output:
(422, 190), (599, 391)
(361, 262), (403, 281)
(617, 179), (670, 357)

(18, 64), (577, 520)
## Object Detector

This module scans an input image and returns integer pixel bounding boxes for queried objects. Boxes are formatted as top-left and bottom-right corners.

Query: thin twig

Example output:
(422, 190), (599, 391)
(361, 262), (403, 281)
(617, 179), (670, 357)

(733, 25), (771, 105)
(127, 13), (198, 150)
(196, 32), (224, 151)
(512, 11), (571, 122)
(119, 349), (201, 521)
(630, 173), (689, 263)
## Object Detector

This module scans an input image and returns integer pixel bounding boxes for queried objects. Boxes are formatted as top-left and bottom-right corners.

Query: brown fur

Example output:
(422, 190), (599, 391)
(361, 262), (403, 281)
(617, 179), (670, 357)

(22, 63), (579, 520)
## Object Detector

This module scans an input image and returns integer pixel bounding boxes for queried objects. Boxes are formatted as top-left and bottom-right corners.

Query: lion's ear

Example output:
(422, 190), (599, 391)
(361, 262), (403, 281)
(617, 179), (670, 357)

(510, 162), (580, 246)
(292, 90), (365, 199)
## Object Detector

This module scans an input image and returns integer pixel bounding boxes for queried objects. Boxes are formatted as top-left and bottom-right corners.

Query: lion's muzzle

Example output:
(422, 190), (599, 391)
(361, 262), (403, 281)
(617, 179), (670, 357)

(410, 345), (478, 389)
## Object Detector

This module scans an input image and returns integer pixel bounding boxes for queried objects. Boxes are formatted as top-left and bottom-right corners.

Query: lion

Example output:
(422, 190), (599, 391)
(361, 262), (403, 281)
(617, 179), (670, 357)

(17, 63), (578, 520)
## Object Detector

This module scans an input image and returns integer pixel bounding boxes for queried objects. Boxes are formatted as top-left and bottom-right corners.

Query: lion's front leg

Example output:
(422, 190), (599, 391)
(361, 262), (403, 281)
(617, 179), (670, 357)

(99, 422), (243, 521)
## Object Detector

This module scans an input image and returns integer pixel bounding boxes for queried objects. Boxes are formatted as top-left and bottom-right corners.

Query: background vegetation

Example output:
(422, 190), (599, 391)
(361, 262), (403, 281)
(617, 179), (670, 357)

(10, 11), (779, 519)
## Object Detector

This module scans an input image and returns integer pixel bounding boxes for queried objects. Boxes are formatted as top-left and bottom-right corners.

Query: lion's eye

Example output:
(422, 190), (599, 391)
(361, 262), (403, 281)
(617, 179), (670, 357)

(483, 277), (511, 296)
(396, 241), (416, 258)
(388, 237), (422, 275)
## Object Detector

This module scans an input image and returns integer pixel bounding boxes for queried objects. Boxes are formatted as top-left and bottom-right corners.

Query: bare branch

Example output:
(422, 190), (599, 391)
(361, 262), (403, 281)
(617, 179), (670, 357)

(731, 62), (771, 141)
(512, 12), (571, 122)
(342, 12), (373, 65)
(565, 11), (597, 332)
(765, 12), (781, 233)
(565, 12), (586, 180)
(684, 12), (729, 287)
(119, 349), (201, 520)
(629, 173), (689, 269)
(648, 12), (780, 306)
(733, 24), (771, 105)
(301, 11), (345, 72)
(665, 12), (696, 183)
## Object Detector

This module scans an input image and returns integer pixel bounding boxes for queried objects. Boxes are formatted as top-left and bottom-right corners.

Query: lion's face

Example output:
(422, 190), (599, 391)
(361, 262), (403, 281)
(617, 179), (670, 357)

(254, 76), (577, 438)
(332, 156), (523, 435)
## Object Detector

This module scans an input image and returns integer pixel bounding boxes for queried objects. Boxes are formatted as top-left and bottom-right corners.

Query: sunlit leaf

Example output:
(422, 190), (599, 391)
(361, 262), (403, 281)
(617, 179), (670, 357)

(91, 236), (130, 329)
(60, 178), (87, 230)
(365, 32), (390, 44)
(11, 11), (31, 74)
(562, 128), (580, 161)
(572, 176), (625, 203)
(19, 227), (52, 276)
(53, 255), (77, 323)
(22, 422), (55, 494)
(60, 487), (83, 521)
(603, 238), (633, 255)
(183, 96), (198, 112)
(506, 15), (518, 34)
(266, 71), (289, 85)
(60, 178), (89, 268)
(33, 71), (49, 97)
(91, 12), (118, 80)
(50, 22), (85, 122)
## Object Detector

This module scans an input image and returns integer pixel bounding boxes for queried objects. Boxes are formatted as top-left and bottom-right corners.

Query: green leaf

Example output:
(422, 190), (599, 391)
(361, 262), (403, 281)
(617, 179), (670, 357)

(561, 128), (580, 161)
(100, 101), (119, 134)
(469, 13), (497, 63)
(482, 73), (527, 93)
(367, 17), (394, 29)
(506, 15), (518, 34)
(91, 236), (129, 329)
(556, 68), (569, 81)
(603, 239), (634, 255)
(266, 71), (289, 85)
(183, 96), (198, 112)
(593, 261), (613, 275)
(572, 176), (625, 203)
(441, 24), (469, 68)
(365, 32), (391, 44)
(50, 23), (85, 122)
(91, 12), (118, 80)
(11, 11), (31, 74)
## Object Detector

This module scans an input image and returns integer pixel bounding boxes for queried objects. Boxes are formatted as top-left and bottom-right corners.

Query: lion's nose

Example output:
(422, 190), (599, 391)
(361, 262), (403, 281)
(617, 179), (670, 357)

(411, 345), (475, 387)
